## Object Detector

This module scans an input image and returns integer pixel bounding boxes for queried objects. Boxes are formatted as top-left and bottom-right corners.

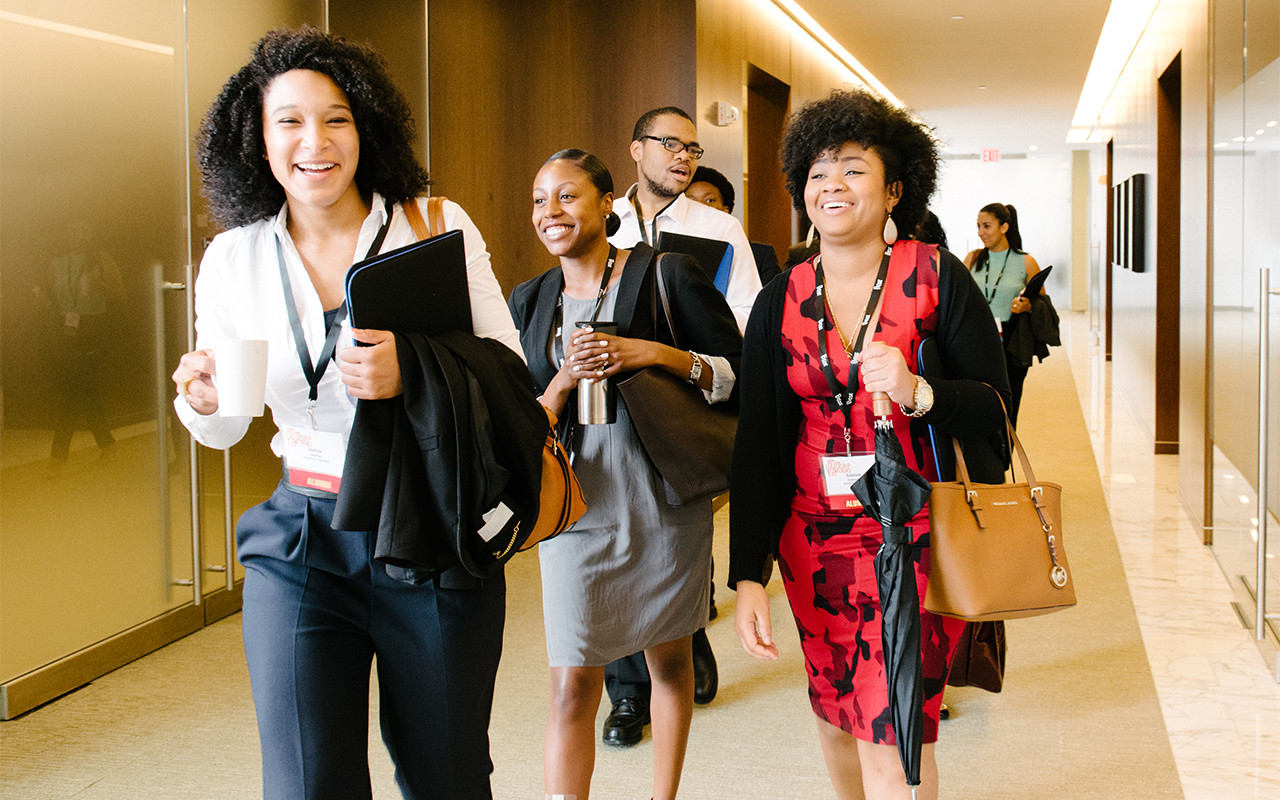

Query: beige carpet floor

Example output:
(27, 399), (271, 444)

(1, 351), (1183, 798)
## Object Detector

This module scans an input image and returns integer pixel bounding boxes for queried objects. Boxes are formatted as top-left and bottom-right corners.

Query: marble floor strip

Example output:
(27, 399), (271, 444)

(1061, 312), (1280, 800)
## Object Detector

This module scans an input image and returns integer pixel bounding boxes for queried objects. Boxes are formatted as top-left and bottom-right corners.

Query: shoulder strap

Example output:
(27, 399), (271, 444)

(428, 196), (447, 237)
(403, 199), (430, 241)
(652, 253), (680, 349)
(401, 195), (450, 241)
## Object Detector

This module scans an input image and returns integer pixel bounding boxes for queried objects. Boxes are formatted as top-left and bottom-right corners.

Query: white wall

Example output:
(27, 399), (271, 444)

(932, 153), (1074, 303)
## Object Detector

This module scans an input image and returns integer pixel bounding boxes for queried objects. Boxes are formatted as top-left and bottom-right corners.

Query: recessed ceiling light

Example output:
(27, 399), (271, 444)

(1257, 129), (1266, 135)
(1268, 121), (1278, 127)
(1215, 142), (1229, 148)
(1029, 145), (1038, 151)
(951, 15), (964, 20)
(978, 85), (988, 90)
(1233, 136), (1246, 142)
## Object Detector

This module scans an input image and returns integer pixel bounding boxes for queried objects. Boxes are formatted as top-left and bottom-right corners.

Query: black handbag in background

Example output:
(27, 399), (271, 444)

(616, 255), (737, 506)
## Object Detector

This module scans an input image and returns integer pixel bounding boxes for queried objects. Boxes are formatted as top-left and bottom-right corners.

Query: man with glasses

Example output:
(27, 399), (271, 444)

(611, 106), (761, 332)
(601, 107), (761, 748)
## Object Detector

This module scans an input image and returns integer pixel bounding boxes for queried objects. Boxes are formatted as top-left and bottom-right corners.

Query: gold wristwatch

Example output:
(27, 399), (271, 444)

(900, 375), (934, 418)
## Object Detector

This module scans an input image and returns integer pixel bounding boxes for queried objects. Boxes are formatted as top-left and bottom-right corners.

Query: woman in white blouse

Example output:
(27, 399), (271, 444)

(171, 27), (519, 800)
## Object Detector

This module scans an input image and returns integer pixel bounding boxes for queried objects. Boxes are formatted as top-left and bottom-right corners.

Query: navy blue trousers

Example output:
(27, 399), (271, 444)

(238, 483), (505, 800)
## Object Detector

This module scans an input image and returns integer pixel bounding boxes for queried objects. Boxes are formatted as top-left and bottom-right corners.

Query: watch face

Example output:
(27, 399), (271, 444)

(916, 379), (934, 408)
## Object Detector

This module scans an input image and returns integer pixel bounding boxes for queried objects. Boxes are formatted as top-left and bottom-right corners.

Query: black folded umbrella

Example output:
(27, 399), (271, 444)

(851, 399), (933, 796)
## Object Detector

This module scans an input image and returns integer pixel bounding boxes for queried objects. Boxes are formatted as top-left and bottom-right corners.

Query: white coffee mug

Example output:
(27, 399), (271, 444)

(215, 339), (269, 417)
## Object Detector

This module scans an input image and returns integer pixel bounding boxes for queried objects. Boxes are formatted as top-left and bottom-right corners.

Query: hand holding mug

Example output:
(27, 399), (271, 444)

(173, 349), (219, 415)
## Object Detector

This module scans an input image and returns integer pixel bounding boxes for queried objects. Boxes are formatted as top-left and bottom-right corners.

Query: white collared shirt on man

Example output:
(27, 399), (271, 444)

(609, 187), (761, 333)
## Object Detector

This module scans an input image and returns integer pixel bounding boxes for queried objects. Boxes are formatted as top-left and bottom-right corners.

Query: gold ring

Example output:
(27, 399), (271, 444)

(179, 376), (196, 396)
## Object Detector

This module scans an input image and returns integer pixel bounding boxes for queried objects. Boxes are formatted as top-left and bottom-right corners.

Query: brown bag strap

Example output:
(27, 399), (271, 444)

(401, 196), (449, 241)
(427, 196), (446, 237)
(951, 416), (1039, 486)
(402, 198), (430, 240)
(949, 385), (1043, 527)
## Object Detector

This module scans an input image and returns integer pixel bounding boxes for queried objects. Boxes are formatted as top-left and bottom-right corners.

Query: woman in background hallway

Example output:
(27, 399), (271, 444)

(509, 149), (741, 800)
(171, 27), (519, 799)
(964, 202), (1043, 425)
(729, 88), (1009, 800)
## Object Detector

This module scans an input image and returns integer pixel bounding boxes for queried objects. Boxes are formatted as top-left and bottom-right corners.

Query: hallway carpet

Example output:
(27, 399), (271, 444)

(1, 350), (1183, 798)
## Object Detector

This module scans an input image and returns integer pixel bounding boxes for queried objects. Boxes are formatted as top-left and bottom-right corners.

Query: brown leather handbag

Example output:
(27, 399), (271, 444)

(924, 415), (1077, 621)
(487, 406), (587, 562)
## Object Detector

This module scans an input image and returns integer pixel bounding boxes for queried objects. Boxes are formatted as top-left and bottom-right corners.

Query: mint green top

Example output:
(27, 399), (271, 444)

(976, 248), (1026, 323)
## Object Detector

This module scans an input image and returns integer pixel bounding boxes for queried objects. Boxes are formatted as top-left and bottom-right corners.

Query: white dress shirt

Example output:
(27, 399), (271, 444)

(610, 186), (762, 333)
(174, 193), (522, 456)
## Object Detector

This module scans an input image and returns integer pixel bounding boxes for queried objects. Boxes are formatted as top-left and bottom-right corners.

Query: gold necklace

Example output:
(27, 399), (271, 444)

(825, 298), (854, 353)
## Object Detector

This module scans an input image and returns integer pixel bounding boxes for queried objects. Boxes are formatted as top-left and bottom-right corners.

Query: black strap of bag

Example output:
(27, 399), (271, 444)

(616, 252), (735, 505)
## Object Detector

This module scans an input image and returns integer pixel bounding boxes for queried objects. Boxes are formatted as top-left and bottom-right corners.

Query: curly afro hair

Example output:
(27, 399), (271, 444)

(779, 88), (938, 238)
(197, 26), (428, 229)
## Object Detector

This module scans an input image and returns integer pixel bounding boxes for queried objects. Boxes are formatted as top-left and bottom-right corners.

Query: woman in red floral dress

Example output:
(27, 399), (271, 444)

(729, 89), (1011, 799)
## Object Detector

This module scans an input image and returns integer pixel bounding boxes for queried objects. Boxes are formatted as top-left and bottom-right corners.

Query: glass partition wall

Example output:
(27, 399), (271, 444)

(1210, 0), (1280, 670)
(0, 0), (323, 719)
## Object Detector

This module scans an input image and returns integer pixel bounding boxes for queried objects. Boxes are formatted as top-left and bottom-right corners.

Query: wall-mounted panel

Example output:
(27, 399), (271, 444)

(428, 0), (696, 292)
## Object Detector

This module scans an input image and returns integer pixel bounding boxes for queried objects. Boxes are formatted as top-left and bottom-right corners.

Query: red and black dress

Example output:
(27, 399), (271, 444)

(729, 240), (1009, 746)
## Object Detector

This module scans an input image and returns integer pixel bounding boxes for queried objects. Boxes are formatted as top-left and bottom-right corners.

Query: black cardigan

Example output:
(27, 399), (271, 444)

(726, 246), (1012, 588)
(507, 243), (743, 420)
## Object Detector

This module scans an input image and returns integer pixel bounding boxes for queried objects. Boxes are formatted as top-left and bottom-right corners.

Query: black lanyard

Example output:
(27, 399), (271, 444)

(276, 198), (393, 428)
(552, 246), (617, 367)
(815, 246), (893, 453)
(630, 193), (678, 246)
(981, 248), (1012, 304)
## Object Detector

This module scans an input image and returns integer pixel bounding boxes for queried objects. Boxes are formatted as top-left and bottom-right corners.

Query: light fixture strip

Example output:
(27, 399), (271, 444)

(1067, 0), (1160, 142)
(771, 0), (903, 107)
(0, 10), (174, 56)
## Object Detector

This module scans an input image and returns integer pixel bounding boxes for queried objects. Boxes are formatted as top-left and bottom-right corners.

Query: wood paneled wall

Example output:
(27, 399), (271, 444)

(425, 0), (696, 293)
(696, 0), (874, 245)
(331, 0), (427, 160)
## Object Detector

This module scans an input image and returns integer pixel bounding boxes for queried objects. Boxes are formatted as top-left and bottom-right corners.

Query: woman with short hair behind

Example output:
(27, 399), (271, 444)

(729, 88), (1010, 799)
(172, 26), (519, 799)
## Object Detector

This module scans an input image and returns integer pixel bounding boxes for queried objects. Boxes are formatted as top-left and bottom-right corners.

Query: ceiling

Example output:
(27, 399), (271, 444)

(796, 0), (1115, 157)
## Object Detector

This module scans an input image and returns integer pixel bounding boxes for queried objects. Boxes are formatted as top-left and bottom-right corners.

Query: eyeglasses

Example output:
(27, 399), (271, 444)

(640, 135), (704, 159)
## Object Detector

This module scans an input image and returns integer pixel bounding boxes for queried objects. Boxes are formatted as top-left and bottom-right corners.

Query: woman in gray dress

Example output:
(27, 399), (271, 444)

(508, 149), (742, 800)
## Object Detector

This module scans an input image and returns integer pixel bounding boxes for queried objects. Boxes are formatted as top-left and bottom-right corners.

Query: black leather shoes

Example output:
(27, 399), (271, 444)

(692, 628), (718, 705)
(601, 697), (649, 747)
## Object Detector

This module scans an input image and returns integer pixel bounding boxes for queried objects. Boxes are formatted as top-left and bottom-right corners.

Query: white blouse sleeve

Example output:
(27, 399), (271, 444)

(172, 236), (252, 450)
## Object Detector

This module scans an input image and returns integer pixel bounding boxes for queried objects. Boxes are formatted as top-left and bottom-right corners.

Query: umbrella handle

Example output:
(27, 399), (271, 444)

(872, 391), (893, 419)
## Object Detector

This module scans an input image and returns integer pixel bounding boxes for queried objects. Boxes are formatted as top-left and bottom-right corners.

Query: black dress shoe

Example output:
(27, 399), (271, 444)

(601, 697), (649, 747)
(692, 628), (718, 705)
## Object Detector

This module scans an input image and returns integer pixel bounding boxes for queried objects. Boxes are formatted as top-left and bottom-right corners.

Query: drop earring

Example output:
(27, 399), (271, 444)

(882, 214), (898, 245)
(805, 223), (817, 248)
